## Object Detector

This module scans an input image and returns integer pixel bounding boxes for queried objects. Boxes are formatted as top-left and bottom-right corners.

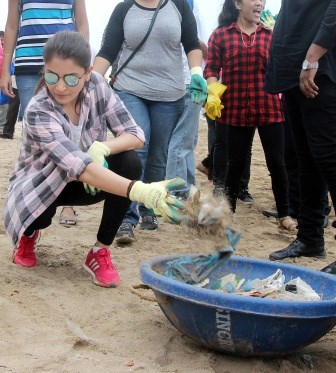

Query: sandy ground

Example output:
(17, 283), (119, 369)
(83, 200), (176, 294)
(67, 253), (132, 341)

(1, 117), (336, 373)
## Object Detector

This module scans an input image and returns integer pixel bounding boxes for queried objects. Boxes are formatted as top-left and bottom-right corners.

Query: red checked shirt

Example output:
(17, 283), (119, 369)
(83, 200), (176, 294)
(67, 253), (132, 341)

(204, 22), (284, 127)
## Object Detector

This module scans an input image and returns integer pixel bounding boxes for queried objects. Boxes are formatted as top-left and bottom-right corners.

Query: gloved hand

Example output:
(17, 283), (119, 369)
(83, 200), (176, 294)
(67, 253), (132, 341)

(84, 141), (110, 195)
(204, 82), (227, 120)
(260, 10), (276, 29)
(129, 178), (186, 223)
(189, 67), (208, 105)
(87, 141), (110, 166)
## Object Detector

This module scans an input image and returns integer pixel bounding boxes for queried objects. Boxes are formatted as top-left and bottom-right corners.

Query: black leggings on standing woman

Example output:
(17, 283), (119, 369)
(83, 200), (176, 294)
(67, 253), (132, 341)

(225, 122), (289, 217)
(24, 150), (142, 245)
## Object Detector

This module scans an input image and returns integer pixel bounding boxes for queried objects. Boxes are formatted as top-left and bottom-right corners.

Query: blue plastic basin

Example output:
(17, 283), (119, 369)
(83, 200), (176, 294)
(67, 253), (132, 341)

(140, 255), (336, 356)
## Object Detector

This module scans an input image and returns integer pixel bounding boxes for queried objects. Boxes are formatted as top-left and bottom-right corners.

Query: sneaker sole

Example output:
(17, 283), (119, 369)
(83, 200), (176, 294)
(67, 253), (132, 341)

(83, 264), (119, 287)
(238, 199), (254, 205)
(139, 226), (158, 231)
(115, 235), (135, 244)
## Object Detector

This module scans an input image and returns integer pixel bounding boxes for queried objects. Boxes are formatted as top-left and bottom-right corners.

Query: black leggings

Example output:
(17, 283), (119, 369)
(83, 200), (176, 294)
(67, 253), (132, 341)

(25, 150), (142, 246)
(225, 123), (289, 217)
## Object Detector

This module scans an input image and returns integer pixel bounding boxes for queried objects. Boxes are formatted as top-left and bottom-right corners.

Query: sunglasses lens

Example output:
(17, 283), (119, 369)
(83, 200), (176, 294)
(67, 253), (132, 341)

(44, 72), (59, 85)
(64, 75), (80, 87)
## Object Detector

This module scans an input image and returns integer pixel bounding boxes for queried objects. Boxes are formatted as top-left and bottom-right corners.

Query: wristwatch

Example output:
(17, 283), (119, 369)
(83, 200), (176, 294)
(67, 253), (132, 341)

(302, 60), (319, 70)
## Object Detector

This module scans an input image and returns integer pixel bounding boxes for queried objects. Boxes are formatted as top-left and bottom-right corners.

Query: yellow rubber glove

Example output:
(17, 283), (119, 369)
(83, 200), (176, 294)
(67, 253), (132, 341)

(129, 178), (186, 224)
(204, 82), (227, 120)
(84, 141), (110, 195)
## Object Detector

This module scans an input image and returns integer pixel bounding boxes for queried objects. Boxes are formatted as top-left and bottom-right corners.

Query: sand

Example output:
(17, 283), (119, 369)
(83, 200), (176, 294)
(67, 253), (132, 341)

(1, 117), (336, 372)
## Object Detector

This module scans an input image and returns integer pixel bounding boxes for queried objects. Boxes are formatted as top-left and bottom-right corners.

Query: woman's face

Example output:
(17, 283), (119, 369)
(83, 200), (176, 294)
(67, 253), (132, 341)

(44, 56), (92, 108)
(236, 0), (265, 24)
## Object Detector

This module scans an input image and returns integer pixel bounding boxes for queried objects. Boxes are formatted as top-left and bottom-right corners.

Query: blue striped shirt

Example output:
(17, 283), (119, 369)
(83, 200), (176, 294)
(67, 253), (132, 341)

(15, 0), (76, 75)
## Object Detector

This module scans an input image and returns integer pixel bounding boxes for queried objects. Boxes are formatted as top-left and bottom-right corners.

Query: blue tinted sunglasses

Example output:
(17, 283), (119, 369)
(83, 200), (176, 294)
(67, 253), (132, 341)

(44, 71), (85, 87)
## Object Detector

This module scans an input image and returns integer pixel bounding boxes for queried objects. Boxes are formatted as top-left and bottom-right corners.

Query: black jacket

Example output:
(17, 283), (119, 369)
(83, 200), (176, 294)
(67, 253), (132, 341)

(265, 0), (336, 93)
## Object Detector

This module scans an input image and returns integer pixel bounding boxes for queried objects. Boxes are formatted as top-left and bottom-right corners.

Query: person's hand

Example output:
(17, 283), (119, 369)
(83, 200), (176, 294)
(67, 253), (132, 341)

(87, 141), (110, 166)
(0, 71), (15, 98)
(204, 82), (227, 120)
(129, 178), (186, 223)
(84, 141), (110, 195)
(299, 69), (319, 98)
(260, 10), (276, 30)
(189, 67), (208, 105)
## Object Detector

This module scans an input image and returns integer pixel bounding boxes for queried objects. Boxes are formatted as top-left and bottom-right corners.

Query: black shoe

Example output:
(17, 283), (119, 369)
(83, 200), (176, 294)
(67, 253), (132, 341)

(115, 222), (135, 244)
(321, 261), (336, 274)
(262, 210), (279, 218)
(269, 239), (326, 261)
(0, 134), (14, 139)
(238, 189), (254, 204)
(140, 216), (158, 230)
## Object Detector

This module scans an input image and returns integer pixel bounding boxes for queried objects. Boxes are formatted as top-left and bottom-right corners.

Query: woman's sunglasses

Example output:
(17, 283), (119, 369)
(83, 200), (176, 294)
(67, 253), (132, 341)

(44, 72), (85, 87)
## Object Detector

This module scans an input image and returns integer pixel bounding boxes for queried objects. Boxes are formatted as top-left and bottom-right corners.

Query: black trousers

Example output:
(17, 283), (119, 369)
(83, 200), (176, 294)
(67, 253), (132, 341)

(225, 122), (289, 217)
(283, 103), (330, 218)
(213, 120), (251, 190)
(284, 75), (336, 246)
(25, 150), (142, 246)
(3, 88), (20, 137)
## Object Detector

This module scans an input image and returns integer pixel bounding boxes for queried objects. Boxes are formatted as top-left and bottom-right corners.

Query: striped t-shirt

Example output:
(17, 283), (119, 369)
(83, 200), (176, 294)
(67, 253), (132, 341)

(15, 0), (76, 75)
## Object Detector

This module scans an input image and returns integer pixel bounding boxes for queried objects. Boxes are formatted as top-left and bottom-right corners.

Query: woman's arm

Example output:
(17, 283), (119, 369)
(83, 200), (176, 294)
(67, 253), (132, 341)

(79, 162), (130, 197)
(74, 0), (90, 41)
(0, 0), (20, 97)
(186, 49), (203, 70)
(93, 56), (112, 76)
(103, 133), (144, 155)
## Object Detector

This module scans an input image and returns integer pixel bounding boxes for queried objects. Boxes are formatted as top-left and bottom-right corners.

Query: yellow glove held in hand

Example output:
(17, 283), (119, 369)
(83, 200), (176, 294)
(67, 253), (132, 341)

(84, 141), (110, 195)
(205, 82), (227, 120)
(129, 178), (186, 224)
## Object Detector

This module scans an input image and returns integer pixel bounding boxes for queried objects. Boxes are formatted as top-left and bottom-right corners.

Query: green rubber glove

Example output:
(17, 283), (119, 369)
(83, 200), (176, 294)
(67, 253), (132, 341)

(204, 82), (227, 120)
(84, 141), (110, 195)
(260, 10), (276, 29)
(189, 67), (208, 105)
(129, 178), (186, 224)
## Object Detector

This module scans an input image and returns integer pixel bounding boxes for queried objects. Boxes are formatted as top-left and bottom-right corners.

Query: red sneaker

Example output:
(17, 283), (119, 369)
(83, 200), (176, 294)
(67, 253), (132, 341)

(83, 248), (120, 287)
(13, 231), (40, 267)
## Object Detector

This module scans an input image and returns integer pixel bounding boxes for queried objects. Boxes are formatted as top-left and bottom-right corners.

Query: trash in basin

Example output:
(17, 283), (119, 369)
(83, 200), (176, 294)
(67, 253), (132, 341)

(140, 254), (336, 356)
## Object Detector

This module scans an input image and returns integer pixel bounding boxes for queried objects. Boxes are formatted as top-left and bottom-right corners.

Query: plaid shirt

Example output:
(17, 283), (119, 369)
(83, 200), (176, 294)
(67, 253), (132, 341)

(4, 72), (145, 247)
(204, 23), (284, 126)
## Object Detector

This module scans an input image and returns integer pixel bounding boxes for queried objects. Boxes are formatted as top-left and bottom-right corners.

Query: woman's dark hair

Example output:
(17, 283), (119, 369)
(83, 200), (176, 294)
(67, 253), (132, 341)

(218, 0), (240, 27)
(43, 30), (91, 68)
(36, 31), (91, 112)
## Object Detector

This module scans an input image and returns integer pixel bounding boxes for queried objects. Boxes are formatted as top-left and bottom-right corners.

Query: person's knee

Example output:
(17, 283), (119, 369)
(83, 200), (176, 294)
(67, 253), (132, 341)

(107, 151), (142, 180)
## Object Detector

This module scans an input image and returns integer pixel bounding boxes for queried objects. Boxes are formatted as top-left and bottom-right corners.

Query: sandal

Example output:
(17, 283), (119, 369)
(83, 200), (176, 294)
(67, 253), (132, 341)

(278, 216), (297, 233)
(59, 206), (77, 227)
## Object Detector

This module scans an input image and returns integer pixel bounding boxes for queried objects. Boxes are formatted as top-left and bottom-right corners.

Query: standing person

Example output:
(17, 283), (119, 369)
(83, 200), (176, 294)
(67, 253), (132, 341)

(4, 31), (185, 288)
(0, 0), (89, 225)
(194, 0), (253, 204)
(0, 60), (20, 139)
(204, 0), (296, 232)
(94, 0), (206, 243)
(265, 0), (336, 264)
(165, 0), (202, 200)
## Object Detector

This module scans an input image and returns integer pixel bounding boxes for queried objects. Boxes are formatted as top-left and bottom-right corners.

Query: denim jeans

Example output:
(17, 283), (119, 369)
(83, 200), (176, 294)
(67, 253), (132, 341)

(16, 74), (41, 115)
(115, 90), (185, 226)
(166, 88), (201, 195)
(284, 75), (336, 246)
